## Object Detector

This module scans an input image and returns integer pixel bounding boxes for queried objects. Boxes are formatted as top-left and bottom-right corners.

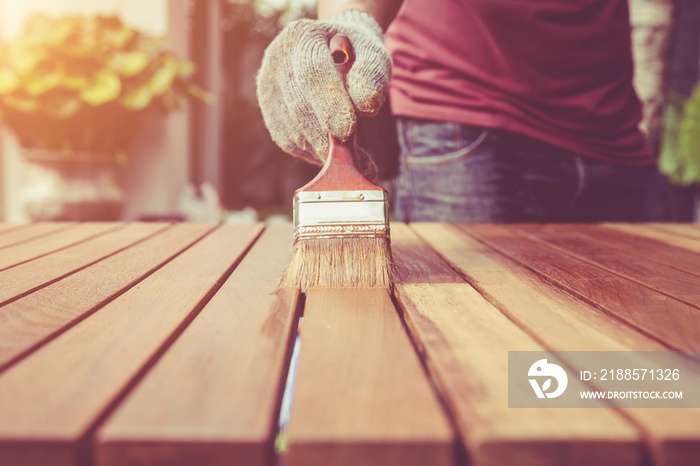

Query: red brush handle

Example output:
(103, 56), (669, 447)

(296, 34), (380, 193)
(330, 34), (354, 78)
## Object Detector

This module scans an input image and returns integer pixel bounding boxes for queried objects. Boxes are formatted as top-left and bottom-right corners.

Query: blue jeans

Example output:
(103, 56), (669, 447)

(394, 118), (686, 222)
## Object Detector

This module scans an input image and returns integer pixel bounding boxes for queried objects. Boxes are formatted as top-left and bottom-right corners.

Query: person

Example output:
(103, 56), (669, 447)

(256, 0), (685, 222)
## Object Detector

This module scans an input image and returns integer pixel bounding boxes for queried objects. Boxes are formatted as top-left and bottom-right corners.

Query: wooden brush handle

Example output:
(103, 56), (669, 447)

(330, 34), (354, 79)
(296, 34), (381, 193)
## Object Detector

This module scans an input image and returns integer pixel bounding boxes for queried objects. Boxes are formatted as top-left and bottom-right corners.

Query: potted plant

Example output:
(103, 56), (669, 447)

(660, 82), (700, 186)
(0, 14), (208, 221)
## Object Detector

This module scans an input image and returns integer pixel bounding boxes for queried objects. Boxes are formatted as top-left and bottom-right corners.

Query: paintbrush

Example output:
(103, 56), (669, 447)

(281, 34), (393, 291)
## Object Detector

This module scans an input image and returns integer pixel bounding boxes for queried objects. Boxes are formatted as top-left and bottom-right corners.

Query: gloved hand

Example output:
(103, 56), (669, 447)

(256, 10), (392, 179)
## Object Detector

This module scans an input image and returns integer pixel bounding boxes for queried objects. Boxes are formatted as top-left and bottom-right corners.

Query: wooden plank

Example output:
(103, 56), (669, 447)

(391, 222), (462, 285)
(391, 224), (643, 466)
(0, 223), (32, 235)
(96, 224), (299, 466)
(0, 223), (215, 371)
(0, 222), (120, 271)
(458, 224), (700, 352)
(564, 224), (700, 277)
(603, 224), (700, 255)
(0, 224), (262, 466)
(511, 224), (700, 307)
(647, 223), (700, 240)
(286, 287), (455, 466)
(413, 223), (700, 465)
(413, 224), (670, 352)
(0, 222), (74, 250)
(0, 223), (164, 305)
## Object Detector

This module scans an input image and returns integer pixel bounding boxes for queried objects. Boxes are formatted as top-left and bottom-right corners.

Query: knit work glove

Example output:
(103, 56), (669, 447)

(256, 10), (391, 180)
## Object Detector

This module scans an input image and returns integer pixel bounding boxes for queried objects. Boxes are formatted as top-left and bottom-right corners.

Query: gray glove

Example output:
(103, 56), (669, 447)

(256, 10), (392, 179)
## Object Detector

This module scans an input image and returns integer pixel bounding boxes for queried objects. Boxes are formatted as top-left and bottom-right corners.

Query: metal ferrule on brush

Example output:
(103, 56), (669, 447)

(293, 190), (389, 242)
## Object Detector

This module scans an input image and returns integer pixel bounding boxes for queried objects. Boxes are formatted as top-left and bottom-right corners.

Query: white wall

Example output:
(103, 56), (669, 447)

(0, 0), (191, 221)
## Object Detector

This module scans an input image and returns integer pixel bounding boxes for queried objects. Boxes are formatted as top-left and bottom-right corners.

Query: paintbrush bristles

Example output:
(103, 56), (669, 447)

(281, 237), (393, 291)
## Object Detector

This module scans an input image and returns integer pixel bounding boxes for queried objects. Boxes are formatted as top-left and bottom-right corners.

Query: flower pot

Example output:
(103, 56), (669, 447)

(20, 149), (124, 221)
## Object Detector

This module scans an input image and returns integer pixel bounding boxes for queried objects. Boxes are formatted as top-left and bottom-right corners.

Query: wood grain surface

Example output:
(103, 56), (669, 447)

(0, 221), (698, 466)
(391, 223), (463, 285)
(603, 224), (700, 254)
(394, 224), (643, 466)
(0, 222), (119, 271)
(0, 222), (74, 249)
(647, 223), (700, 240)
(460, 224), (700, 351)
(96, 224), (299, 466)
(419, 223), (700, 465)
(0, 224), (262, 466)
(565, 224), (700, 277)
(0, 223), (28, 234)
(286, 288), (455, 466)
(0, 223), (215, 371)
(0, 223), (163, 305)
(512, 224), (700, 307)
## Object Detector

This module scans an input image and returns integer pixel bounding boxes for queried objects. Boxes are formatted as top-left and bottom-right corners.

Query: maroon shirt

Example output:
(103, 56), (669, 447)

(385, 0), (653, 165)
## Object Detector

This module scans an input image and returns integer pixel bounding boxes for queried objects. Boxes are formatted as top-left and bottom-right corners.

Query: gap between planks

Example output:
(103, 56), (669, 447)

(0, 223), (164, 307)
(603, 223), (700, 255)
(96, 224), (300, 466)
(392, 223), (646, 466)
(508, 223), (700, 309)
(561, 224), (700, 277)
(0, 223), (31, 235)
(0, 224), (263, 466)
(458, 224), (700, 352)
(0, 223), (218, 373)
(0, 222), (123, 272)
(0, 222), (75, 250)
(286, 287), (456, 466)
(411, 223), (700, 466)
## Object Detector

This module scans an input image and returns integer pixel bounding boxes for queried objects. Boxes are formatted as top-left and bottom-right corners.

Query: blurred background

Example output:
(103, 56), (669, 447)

(0, 0), (698, 223)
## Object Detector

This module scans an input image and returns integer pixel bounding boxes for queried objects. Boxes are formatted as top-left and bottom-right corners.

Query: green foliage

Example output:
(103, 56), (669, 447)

(659, 82), (700, 185)
(0, 14), (210, 153)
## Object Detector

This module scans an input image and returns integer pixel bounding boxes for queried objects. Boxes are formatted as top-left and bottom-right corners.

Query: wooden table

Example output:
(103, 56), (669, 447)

(0, 221), (699, 466)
